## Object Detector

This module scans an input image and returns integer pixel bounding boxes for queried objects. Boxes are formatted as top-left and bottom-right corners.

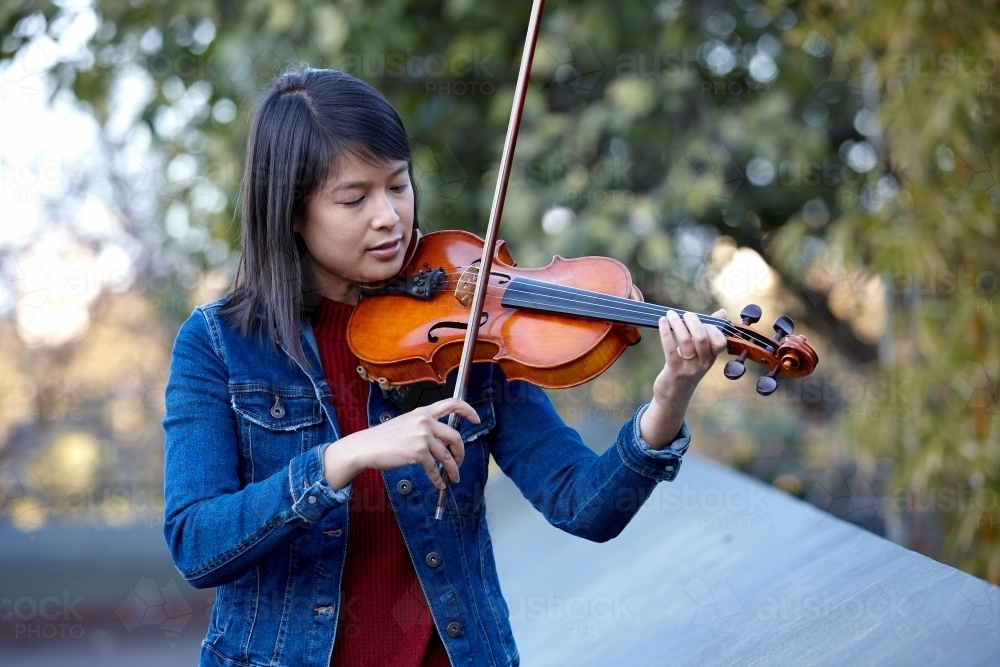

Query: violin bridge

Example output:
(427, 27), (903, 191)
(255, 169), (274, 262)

(455, 266), (479, 307)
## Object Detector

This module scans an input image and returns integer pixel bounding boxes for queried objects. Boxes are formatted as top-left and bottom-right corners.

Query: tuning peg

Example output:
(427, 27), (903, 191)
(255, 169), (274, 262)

(740, 304), (762, 325)
(724, 305), (764, 380)
(724, 352), (748, 380)
(756, 365), (780, 396)
(773, 315), (794, 342)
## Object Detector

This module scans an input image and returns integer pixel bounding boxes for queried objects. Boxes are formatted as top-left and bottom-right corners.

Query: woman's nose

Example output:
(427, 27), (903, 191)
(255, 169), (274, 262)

(370, 190), (400, 229)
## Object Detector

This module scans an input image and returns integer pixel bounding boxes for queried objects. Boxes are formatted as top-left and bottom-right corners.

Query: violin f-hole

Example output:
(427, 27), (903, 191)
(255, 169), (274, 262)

(427, 313), (490, 342)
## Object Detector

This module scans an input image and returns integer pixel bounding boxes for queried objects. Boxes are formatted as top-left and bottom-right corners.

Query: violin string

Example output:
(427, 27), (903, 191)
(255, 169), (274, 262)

(498, 282), (768, 346)
(430, 278), (767, 345)
(398, 266), (775, 347)
(434, 282), (767, 347)
(428, 268), (728, 322)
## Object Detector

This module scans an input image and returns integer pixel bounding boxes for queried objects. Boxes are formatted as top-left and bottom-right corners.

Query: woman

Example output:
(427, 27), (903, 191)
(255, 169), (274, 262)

(162, 68), (728, 667)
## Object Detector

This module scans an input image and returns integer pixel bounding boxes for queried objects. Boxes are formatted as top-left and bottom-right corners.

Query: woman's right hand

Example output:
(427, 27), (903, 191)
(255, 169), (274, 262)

(321, 398), (481, 492)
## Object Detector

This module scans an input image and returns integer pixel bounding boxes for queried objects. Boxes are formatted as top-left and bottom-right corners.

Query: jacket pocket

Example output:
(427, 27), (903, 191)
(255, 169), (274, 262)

(207, 582), (233, 640)
(447, 398), (496, 515)
(231, 386), (323, 431)
(459, 394), (496, 443)
(230, 386), (324, 483)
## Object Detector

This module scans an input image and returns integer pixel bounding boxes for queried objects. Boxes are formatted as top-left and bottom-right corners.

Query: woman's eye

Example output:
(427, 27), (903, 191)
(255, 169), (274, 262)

(391, 183), (408, 193)
(342, 196), (365, 207)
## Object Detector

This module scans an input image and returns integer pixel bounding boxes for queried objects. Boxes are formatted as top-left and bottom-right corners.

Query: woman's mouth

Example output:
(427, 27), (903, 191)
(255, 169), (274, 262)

(366, 238), (402, 261)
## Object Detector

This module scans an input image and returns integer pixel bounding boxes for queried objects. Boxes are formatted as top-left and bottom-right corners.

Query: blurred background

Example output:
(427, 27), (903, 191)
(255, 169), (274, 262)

(0, 0), (997, 663)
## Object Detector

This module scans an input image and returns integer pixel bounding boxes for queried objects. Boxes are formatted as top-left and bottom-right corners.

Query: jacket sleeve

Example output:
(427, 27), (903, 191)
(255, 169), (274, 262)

(161, 308), (351, 589)
(489, 371), (691, 543)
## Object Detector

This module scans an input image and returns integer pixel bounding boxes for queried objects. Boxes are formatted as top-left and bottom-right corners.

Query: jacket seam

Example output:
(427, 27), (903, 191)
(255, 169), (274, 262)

(453, 513), (501, 667)
(197, 305), (228, 366)
(617, 436), (670, 481)
(246, 421), (255, 484)
(548, 460), (631, 539)
(272, 544), (296, 664)
(479, 519), (514, 665)
(243, 565), (260, 659)
(182, 517), (283, 583)
(202, 641), (254, 667)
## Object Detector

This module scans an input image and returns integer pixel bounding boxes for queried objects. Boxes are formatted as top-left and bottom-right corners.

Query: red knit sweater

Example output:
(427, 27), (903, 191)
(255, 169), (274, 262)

(314, 296), (451, 667)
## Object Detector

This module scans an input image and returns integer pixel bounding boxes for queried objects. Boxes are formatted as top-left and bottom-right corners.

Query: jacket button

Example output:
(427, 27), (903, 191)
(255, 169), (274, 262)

(446, 621), (461, 637)
(307, 496), (316, 504)
(323, 529), (342, 537)
(397, 479), (413, 495)
(379, 411), (394, 423)
(270, 404), (285, 419)
(425, 552), (442, 568)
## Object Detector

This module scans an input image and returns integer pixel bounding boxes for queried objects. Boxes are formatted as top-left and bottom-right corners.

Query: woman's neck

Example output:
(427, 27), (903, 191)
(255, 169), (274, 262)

(305, 256), (360, 304)
(318, 282), (360, 305)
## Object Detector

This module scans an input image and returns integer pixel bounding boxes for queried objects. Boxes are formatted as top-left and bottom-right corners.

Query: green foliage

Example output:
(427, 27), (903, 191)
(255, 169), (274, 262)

(2, 0), (997, 579)
(775, 0), (1000, 581)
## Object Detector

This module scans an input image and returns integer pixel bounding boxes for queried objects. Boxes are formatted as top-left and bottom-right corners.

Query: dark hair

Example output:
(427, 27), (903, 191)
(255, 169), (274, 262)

(220, 68), (418, 372)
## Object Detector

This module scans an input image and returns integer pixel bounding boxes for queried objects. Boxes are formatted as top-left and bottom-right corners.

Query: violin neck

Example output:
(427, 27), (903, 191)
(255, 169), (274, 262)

(500, 276), (729, 330)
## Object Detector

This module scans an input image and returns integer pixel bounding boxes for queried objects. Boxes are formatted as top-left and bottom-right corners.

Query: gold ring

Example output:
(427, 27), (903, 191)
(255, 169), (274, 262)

(676, 347), (696, 360)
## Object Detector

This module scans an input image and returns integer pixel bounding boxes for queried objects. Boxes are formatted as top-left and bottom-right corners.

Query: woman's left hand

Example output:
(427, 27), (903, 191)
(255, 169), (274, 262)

(639, 309), (729, 449)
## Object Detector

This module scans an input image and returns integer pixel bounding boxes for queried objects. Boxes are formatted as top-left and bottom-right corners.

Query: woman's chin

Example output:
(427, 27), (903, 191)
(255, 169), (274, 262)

(354, 258), (405, 285)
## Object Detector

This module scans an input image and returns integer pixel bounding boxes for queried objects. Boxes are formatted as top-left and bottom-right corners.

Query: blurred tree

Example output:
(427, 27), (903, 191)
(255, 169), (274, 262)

(1, 0), (996, 580)
(771, 0), (1000, 581)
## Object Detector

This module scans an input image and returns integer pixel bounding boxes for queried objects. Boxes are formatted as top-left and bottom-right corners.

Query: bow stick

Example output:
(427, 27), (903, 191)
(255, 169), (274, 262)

(435, 0), (547, 519)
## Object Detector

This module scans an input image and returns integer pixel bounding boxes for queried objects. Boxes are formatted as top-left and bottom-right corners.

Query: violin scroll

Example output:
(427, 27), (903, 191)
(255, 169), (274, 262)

(722, 304), (819, 396)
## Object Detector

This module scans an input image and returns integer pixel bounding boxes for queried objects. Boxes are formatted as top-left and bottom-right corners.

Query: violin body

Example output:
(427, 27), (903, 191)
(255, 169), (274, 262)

(348, 230), (643, 389)
(348, 230), (818, 395)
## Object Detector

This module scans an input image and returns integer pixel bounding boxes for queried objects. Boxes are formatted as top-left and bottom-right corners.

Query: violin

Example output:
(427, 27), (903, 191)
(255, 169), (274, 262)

(348, 229), (818, 397)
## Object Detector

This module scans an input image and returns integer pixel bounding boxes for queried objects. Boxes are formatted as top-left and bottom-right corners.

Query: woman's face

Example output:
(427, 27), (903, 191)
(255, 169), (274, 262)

(294, 154), (414, 303)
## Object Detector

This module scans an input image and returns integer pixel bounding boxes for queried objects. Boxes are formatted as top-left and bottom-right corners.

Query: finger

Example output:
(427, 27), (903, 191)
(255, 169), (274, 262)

(426, 398), (481, 424)
(429, 420), (466, 467)
(666, 310), (694, 359)
(657, 316), (677, 364)
(709, 309), (729, 355)
(707, 325), (728, 355)
(419, 453), (447, 490)
(683, 311), (712, 360)
(428, 438), (461, 483)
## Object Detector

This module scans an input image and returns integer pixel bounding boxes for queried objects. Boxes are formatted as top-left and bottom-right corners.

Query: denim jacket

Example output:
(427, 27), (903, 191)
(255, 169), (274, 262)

(162, 296), (692, 667)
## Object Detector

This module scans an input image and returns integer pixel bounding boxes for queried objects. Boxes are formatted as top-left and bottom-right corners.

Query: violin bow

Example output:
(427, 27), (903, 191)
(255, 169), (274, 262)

(436, 0), (546, 520)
